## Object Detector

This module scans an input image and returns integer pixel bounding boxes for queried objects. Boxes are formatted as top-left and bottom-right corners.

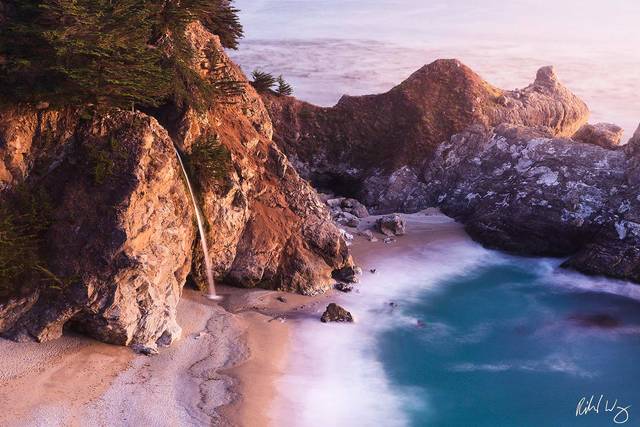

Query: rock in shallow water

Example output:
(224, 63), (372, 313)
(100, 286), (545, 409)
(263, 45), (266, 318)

(320, 303), (354, 323)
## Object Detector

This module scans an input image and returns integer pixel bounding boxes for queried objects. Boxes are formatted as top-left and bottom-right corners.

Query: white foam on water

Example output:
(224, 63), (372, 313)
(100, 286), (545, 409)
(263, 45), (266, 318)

(531, 259), (640, 302)
(449, 353), (595, 378)
(271, 215), (501, 427)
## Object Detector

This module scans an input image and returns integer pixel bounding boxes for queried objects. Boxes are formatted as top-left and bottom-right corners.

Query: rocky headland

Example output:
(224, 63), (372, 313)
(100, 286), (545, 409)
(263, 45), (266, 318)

(264, 63), (640, 285)
(0, 22), (352, 353)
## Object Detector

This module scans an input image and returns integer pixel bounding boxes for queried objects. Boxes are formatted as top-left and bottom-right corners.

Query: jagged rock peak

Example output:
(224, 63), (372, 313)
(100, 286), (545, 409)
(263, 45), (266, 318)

(534, 65), (559, 87)
(263, 58), (589, 213)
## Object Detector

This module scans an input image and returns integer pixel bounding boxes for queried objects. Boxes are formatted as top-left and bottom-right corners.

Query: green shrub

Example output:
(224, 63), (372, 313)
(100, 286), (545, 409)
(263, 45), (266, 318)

(188, 134), (231, 183)
(0, 186), (57, 298)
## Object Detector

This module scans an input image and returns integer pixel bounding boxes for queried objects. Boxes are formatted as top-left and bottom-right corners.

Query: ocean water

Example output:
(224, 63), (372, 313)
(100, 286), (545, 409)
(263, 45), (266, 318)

(233, 0), (640, 138)
(271, 215), (640, 426)
(234, 3), (640, 425)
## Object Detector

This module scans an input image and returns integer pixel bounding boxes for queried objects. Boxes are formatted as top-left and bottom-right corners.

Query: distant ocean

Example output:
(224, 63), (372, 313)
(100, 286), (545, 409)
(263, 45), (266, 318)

(232, 2), (640, 426)
(233, 0), (640, 138)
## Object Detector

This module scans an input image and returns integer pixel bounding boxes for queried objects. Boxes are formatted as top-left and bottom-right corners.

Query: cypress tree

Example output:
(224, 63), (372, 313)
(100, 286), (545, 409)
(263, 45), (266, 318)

(250, 69), (276, 93)
(0, 0), (245, 110)
(276, 75), (293, 97)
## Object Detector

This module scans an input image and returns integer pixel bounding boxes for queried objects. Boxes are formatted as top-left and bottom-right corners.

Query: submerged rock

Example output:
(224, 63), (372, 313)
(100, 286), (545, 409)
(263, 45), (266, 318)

(569, 313), (621, 329)
(320, 303), (354, 323)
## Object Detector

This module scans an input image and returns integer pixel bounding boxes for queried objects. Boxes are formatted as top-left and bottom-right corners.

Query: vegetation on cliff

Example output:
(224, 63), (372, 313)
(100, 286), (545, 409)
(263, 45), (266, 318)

(0, 0), (244, 110)
(250, 69), (293, 96)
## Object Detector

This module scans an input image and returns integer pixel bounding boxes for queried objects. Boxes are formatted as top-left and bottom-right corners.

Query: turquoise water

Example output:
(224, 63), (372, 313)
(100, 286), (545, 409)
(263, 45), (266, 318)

(273, 216), (640, 426)
(380, 262), (640, 426)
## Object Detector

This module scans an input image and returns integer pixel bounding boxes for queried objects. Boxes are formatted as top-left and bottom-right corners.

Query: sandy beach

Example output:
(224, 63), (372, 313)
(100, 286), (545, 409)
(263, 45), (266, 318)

(0, 210), (456, 426)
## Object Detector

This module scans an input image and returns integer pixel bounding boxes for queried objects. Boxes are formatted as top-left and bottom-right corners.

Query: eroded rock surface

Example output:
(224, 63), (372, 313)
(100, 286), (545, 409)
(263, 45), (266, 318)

(175, 23), (352, 295)
(0, 110), (195, 352)
(265, 61), (589, 213)
(0, 23), (353, 349)
(572, 122), (624, 149)
(425, 123), (640, 282)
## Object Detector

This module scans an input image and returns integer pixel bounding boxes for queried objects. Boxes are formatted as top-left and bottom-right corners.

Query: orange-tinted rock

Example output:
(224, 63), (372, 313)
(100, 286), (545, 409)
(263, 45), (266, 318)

(0, 23), (353, 350)
(573, 122), (624, 149)
(264, 61), (589, 213)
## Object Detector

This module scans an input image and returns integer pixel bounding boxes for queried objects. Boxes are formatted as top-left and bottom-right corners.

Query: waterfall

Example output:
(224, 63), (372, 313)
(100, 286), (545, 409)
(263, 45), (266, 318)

(172, 144), (222, 301)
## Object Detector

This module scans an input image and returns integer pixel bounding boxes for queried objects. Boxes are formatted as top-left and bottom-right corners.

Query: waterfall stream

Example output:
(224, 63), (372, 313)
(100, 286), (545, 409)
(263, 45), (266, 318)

(172, 144), (221, 301)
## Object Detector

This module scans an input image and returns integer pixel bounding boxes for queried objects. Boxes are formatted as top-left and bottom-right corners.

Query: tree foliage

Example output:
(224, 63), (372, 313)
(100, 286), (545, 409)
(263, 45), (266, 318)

(250, 69), (276, 93)
(276, 75), (293, 97)
(0, 0), (244, 110)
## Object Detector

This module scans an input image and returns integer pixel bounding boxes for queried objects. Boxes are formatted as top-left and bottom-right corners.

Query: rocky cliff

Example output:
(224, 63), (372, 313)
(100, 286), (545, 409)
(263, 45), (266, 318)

(425, 124), (639, 283)
(0, 23), (351, 351)
(264, 62), (589, 213)
(265, 62), (640, 285)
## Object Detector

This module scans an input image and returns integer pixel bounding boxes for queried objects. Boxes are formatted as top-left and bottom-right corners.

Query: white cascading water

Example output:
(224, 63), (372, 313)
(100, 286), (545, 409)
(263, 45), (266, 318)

(172, 144), (222, 301)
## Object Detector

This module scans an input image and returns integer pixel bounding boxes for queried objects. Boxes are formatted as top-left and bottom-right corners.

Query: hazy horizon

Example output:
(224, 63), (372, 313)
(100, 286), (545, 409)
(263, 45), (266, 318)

(233, 0), (640, 138)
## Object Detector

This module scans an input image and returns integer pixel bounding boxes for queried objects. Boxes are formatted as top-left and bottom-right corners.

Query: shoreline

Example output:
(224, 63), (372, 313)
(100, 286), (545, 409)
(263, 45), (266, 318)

(0, 209), (461, 426)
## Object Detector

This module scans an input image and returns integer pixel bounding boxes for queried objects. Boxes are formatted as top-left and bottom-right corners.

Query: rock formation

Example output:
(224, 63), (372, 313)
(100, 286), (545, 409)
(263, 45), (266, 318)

(264, 61), (640, 285)
(264, 61), (589, 213)
(0, 109), (195, 352)
(0, 22), (353, 350)
(572, 122), (624, 149)
(424, 123), (640, 283)
(320, 303), (354, 323)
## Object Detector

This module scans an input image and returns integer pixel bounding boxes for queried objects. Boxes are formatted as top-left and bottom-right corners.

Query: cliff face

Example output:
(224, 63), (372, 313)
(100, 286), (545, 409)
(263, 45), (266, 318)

(176, 23), (352, 295)
(0, 110), (195, 351)
(425, 124), (640, 283)
(0, 23), (351, 351)
(264, 61), (640, 285)
(264, 61), (589, 212)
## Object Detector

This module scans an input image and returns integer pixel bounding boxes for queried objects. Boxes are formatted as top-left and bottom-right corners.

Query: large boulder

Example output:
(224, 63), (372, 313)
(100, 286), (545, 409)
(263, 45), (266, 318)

(264, 61), (589, 213)
(0, 110), (195, 352)
(425, 123), (640, 283)
(572, 122), (624, 149)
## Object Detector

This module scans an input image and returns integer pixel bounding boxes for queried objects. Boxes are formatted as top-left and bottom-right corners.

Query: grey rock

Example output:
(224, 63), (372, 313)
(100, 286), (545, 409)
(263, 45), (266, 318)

(341, 198), (370, 218)
(426, 123), (640, 283)
(334, 283), (354, 293)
